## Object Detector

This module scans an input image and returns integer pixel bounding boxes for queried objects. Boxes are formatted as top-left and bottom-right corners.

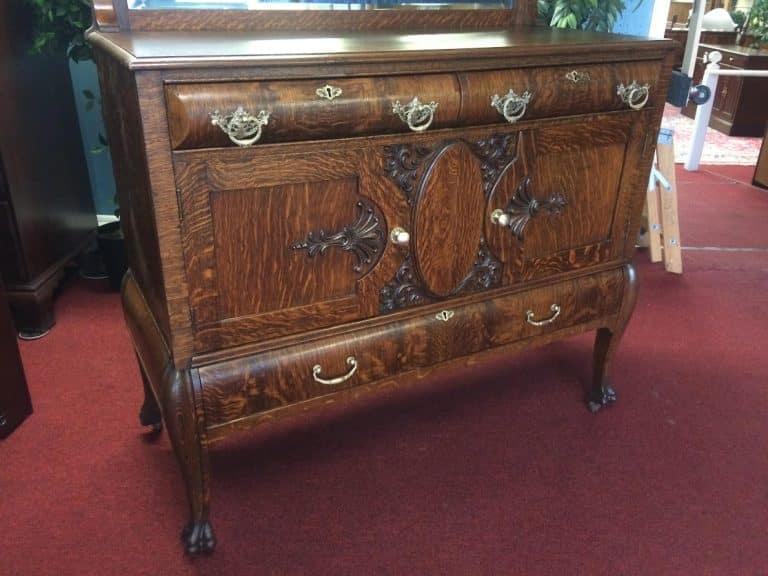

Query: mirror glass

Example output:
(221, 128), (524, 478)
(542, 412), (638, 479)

(127, 0), (514, 10)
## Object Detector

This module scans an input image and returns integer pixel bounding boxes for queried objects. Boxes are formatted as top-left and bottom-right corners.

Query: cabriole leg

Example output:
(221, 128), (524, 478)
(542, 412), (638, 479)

(587, 263), (638, 413)
(137, 355), (162, 432)
(162, 368), (215, 554)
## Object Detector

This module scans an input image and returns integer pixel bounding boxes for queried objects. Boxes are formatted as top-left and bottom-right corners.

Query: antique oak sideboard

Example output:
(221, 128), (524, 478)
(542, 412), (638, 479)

(87, 0), (674, 554)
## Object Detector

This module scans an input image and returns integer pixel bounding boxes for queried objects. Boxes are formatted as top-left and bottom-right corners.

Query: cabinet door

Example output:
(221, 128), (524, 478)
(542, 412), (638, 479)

(484, 114), (635, 281)
(174, 145), (403, 353)
(712, 69), (741, 120)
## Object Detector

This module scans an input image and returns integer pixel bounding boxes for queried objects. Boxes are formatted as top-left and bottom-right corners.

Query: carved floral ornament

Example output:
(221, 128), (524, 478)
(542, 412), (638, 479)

(379, 240), (502, 312)
(290, 199), (385, 275)
(384, 133), (520, 204)
(491, 176), (569, 241)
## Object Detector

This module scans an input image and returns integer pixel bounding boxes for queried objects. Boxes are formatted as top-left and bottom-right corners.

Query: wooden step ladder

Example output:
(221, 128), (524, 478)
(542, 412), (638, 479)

(644, 127), (683, 274)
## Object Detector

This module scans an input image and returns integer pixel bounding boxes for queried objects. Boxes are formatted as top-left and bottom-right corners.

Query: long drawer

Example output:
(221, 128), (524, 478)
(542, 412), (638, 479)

(166, 74), (462, 149)
(459, 61), (661, 125)
(197, 268), (625, 429)
(165, 60), (660, 150)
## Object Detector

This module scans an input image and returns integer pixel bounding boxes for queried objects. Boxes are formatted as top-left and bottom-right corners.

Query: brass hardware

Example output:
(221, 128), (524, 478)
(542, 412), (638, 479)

(565, 70), (591, 84)
(526, 304), (561, 327)
(490, 208), (511, 227)
(616, 81), (651, 110)
(490, 177), (568, 241)
(312, 356), (358, 386)
(175, 187), (184, 222)
(390, 227), (410, 247)
(210, 106), (270, 147)
(435, 310), (455, 322)
(490, 89), (533, 123)
(316, 84), (343, 101)
(392, 97), (438, 132)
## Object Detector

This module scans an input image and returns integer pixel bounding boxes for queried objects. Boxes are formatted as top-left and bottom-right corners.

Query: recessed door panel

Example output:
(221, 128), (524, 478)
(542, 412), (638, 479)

(210, 178), (367, 318)
(485, 116), (632, 280)
(174, 146), (393, 353)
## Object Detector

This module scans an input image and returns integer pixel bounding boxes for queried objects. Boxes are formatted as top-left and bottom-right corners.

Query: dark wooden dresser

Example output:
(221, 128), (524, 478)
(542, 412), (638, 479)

(682, 44), (768, 137)
(0, 0), (97, 337)
(88, 0), (674, 554)
(664, 28), (737, 69)
(754, 123), (768, 189)
(0, 275), (33, 439)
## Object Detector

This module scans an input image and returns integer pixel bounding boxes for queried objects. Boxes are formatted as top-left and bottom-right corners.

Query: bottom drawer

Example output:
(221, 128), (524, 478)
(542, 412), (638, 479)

(198, 268), (625, 429)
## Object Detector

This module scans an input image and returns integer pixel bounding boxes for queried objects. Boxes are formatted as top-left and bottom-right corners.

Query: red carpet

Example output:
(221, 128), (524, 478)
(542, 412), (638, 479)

(677, 165), (768, 249)
(2, 166), (768, 574)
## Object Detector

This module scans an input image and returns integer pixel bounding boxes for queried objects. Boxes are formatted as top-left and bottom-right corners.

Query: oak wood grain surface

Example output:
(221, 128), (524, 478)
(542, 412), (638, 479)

(89, 1), (674, 553)
(167, 74), (461, 149)
(198, 268), (624, 429)
(87, 28), (672, 70)
(125, 8), (534, 33)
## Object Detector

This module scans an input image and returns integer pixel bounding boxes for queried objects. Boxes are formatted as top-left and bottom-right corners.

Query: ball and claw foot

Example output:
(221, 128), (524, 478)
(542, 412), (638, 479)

(182, 520), (216, 555)
(586, 385), (617, 413)
(139, 402), (163, 434)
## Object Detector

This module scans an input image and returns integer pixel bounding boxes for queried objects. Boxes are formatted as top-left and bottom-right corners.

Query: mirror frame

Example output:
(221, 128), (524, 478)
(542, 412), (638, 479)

(91, 0), (535, 32)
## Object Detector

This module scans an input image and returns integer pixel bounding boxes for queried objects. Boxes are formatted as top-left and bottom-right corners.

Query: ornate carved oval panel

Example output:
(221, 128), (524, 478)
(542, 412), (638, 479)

(413, 142), (485, 297)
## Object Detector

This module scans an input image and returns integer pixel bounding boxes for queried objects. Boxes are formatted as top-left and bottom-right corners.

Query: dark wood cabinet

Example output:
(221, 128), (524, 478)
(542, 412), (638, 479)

(0, 275), (33, 439)
(754, 123), (768, 188)
(664, 28), (737, 70)
(682, 44), (768, 137)
(89, 0), (674, 554)
(0, 0), (97, 337)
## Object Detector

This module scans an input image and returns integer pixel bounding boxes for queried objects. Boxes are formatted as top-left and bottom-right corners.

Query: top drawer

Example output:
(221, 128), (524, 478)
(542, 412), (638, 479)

(166, 74), (461, 149)
(459, 61), (662, 125)
(166, 61), (660, 150)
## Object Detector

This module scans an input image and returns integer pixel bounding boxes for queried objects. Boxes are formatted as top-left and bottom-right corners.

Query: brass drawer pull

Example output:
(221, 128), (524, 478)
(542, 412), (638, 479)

(617, 81), (651, 110)
(312, 356), (358, 386)
(491, 89), (532, 123)
(392, 97), (438, 132)
(526, 304), (561, 327)
(565, 70), (591, 84)
(316, 84), (343, 101)
(210, 106), (270, 147)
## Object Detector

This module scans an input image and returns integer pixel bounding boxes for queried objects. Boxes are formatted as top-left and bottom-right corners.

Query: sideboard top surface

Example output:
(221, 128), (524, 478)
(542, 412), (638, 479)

(87, 27), (673, 70)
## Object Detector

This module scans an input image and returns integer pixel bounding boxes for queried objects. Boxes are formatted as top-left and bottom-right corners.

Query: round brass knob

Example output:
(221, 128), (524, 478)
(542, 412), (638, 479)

(390, 227), (410, 246)
(491, 209), (511, 227)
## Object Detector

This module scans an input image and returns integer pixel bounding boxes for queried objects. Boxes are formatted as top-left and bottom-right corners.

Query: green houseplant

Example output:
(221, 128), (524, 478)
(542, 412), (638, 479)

(745, 0), (768, 49)
(538, 0), (636, 32)
(27, 0), (92, 61)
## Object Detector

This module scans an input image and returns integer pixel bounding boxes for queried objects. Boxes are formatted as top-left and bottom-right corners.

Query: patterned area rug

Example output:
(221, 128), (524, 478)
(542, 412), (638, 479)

(661, 104), (762, 165)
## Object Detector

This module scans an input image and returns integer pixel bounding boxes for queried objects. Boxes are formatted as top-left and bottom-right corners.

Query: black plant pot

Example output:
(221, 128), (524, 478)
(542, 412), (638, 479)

(97, 221), (128, 292)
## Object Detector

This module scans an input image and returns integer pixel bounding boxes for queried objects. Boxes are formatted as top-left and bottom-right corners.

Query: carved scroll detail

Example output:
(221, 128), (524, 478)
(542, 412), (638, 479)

(380, 255), (430, 313)
(383, 143), (434, 205)
(498, 176), (568, 241)
(380, 241), (503, 313)
(456, 240), (502, 293)
(473, 133), (519, 196)
(291, 199), (385, 274)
